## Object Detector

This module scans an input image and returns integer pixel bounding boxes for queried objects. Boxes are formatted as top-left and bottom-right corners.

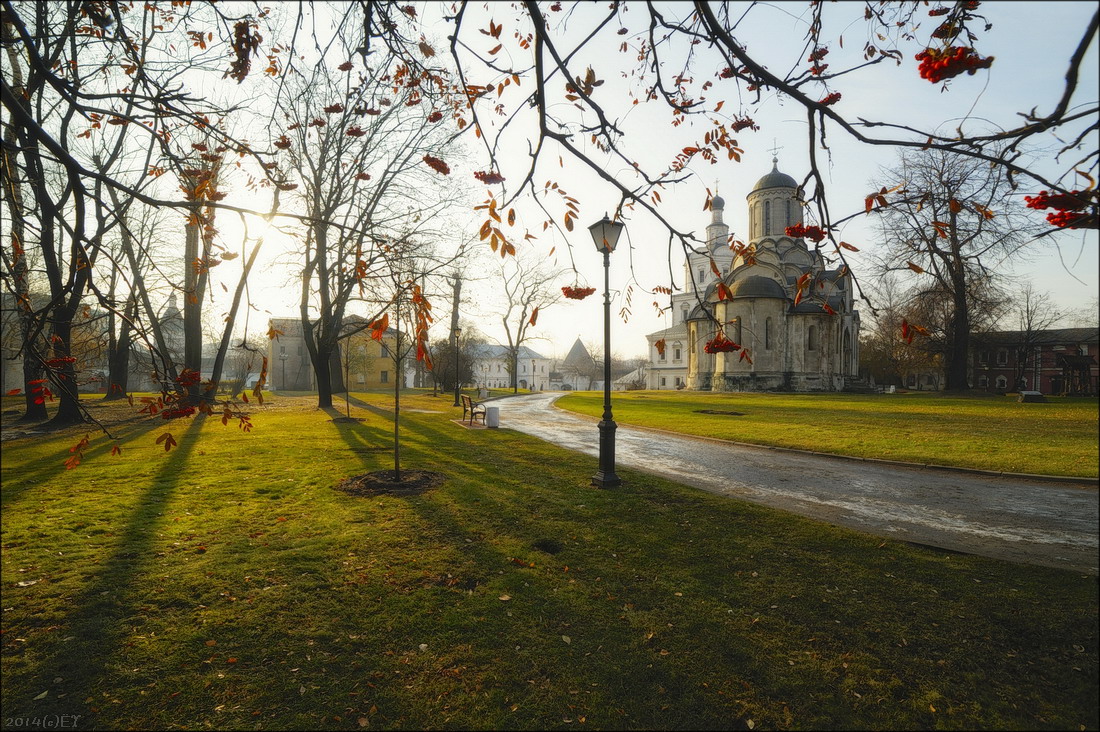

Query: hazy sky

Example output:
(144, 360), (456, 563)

(210, 1), (1098, 361)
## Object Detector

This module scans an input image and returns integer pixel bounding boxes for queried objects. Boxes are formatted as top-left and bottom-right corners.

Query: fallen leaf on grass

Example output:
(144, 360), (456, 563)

(562, 635), (571, 644)
(34, 691), (48, 700)
(499, 595), (511, 601)
(205, 640), (217, 647)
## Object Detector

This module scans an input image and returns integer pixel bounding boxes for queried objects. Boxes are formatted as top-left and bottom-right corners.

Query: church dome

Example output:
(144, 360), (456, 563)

(727, 275), (788, 299)
(751, 159), (797, 192)
(711, 194), (725, 210)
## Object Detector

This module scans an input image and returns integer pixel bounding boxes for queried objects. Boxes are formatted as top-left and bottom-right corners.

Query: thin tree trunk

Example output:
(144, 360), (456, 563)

(393, 304), (402, 481)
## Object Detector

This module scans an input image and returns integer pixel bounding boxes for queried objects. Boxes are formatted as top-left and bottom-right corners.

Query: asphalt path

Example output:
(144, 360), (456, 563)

(493, 393), (1099, 575)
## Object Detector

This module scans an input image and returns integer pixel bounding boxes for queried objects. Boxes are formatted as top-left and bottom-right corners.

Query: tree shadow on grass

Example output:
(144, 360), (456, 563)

(0, 421), (159, 510)
(3, 416), (208, 727)
(317, 404), (768, 728)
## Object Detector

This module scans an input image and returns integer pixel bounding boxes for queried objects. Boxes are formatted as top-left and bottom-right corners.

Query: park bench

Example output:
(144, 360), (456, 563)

(460, 394), (486, 426)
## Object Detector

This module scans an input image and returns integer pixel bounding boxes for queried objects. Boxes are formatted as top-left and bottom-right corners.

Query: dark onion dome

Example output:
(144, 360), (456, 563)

(711, 194), (725, 210)
(751, 159), (797, 192)
(727, 275), (788, 299)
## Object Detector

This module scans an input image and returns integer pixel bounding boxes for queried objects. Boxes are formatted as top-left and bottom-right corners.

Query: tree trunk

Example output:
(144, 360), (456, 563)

(46, 303), (85, 427)
(393, 308), (402, 481)
(313, 346), (334, 408)
(945, 274), (971, 391)
(104, 294), (136, 401)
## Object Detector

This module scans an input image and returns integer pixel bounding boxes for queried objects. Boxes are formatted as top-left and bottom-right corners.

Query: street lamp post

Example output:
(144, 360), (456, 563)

(451, 326), (462, 407)
(589, 213), (624, 489)
(278, 351), (288, 391)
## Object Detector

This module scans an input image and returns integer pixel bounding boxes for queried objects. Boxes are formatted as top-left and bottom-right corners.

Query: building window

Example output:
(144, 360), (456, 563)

(807, 325), (818, 351)
(995, 375), (1007, 389)
(660, 376), (666, 386)
(698, 268), (704, 283)
(673, 344), (682, 361)
(381, 344), (389, 358)
(978, 349), (988, 365)
(785, 200), (791, 229)
(280, 345), (286, 354)
(731, 316), (742, 344)
(996, 348), (1008, 366)
(764, 200), (771, 235)
(356, 373), (365, 384)
(765, 318), (772, 350)
(380, 371), (389, 383)
(978, 375), (989, 387)
(658, 345), (666, 362)
(681, 305), (688, 323)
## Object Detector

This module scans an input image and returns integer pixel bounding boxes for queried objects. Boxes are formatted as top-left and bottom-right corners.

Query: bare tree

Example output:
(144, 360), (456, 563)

(871, 147), (1042, 389)
(495, 255), (565, 393)
(273, 19), (465, 409)
(1010, 284), (1066, 390)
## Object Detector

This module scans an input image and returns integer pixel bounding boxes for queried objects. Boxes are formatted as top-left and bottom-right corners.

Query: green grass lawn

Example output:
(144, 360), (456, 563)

(555, 390), (1100, 478)
(1, 393), (1097, 730)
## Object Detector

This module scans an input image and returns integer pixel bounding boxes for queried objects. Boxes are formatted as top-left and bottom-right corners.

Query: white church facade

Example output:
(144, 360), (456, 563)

(645, 161), (860, 392)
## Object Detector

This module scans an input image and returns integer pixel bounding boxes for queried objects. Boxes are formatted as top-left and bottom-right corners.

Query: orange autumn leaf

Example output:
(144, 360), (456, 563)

(528, 306), (539, 326)
(654, 338), (666, 357)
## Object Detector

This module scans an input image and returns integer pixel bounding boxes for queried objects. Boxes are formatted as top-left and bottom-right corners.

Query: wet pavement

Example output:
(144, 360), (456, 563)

(494, 393), (1099, 575)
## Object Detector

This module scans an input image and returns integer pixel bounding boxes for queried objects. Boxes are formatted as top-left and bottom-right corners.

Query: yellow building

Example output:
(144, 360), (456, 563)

(267, 316), (411, 391)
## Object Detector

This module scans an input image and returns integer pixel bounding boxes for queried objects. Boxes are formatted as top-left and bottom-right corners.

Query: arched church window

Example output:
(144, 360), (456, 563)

(785, 200), (791, 229)
(765, 318), (772, 350)
(731, 316), (742, 344)
(807, 325), (818, 351)
(698, 268), (704, 283)
(764, 201), (771, 235)
(681, 305), (688, 323)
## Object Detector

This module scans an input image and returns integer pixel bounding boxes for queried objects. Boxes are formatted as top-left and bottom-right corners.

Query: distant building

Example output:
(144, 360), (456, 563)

(970, 327), (1098, 395)
(266, 316), (413, 392)
(470, 344), (552, 390)
(645, 160), (861, 391)
(558, 338), (600, 390)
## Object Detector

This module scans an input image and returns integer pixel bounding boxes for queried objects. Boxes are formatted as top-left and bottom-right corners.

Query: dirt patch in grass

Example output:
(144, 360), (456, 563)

(329, 416), (364, 423)
(694, 409), (745, 416)
(336, 469), (446, 496)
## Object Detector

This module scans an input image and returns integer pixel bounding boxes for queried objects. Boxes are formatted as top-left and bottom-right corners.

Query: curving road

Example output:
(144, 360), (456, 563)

(494, 393), (1099, 575)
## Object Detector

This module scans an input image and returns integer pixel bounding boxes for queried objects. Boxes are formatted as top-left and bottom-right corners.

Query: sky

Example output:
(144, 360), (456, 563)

(203, 1), (1099, 362)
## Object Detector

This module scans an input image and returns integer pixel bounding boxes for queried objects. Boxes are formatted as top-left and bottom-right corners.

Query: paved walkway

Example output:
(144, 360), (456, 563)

(494, 393), (1099, 575)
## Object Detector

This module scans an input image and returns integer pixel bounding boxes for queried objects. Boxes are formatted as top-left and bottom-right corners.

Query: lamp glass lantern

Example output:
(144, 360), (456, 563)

(588, 214), (624, 254)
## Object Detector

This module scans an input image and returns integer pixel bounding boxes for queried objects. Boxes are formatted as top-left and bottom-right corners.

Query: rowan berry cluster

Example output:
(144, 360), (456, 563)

(819, 92), (841, 106)
(703, 335), (740, 354)
(561, 286), (596, 300)
(785, 224), (827, 242)
(1025, 190), (1098, 229)
(915, 46), (994, 83)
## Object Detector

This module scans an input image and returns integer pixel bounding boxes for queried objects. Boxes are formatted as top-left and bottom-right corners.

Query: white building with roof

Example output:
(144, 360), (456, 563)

(645, 159), (860, 391)
(471, 343), (552, 390)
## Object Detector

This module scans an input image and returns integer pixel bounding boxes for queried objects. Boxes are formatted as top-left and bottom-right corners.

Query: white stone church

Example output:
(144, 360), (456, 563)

(645, 160), (860, 391)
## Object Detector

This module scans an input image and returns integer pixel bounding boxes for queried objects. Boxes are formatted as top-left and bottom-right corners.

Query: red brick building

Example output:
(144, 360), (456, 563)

(970, 327), (1098, 395)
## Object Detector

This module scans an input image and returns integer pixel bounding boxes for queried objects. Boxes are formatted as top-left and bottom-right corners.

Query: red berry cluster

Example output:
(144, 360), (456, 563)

(562, 286), (596, 300)
(162, 406), (197, 420)
(423, 155), (450, 175)
(819, 92), (841, 106)
(473, 170), (505, 184)
(785, 223), (827, 242)
(731, 116), (757, 132)
(1025, 190), (1098, 229)
(928, 6), (950, 16)
(915, 47), (994, 83)
(704, 335), (740, 354)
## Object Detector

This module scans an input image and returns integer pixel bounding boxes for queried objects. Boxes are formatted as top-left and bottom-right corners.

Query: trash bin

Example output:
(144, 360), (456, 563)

(485, 406), (500, 428)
